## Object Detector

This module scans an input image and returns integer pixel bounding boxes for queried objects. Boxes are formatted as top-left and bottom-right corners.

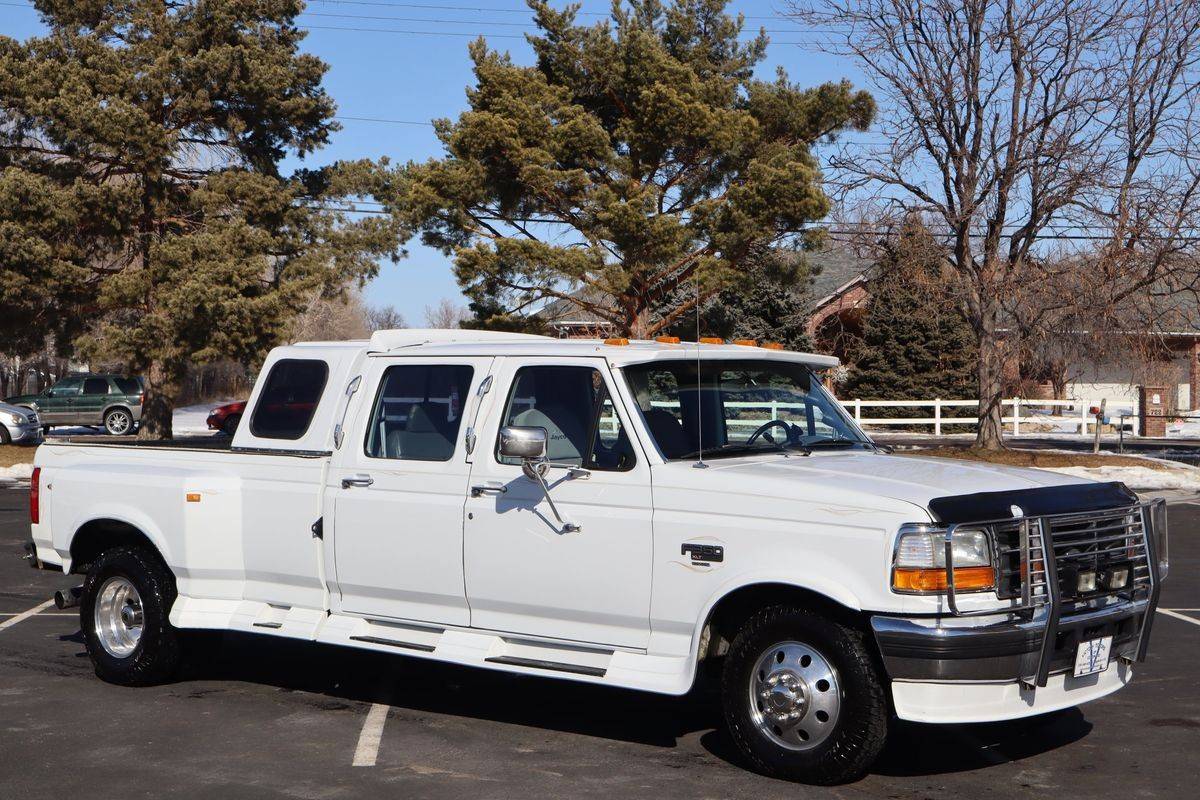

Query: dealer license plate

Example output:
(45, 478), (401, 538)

(1073, 636), (1113, 677)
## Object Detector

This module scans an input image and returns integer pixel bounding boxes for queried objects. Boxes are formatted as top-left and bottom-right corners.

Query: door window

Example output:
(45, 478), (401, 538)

(50, 378), (82, 397)
(364, 364), (474, 462)
(83, 378), (110, 396)
(497, 366), (635, 471)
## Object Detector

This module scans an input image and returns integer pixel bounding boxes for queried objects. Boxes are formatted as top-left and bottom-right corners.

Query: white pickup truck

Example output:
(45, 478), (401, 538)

(25, 329), (1168, 784)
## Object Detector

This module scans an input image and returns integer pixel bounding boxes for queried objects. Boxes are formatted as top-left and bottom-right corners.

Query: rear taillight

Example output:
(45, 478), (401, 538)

(30, 467), (40, 525)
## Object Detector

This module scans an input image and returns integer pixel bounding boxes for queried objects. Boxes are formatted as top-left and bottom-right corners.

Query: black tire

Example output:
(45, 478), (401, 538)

(80, 545), (182, 686)
(0, 426), (9, 445)
(220, 413), (241, 436)
(721, 606), (888, 785)
(103, 407), (134, 435)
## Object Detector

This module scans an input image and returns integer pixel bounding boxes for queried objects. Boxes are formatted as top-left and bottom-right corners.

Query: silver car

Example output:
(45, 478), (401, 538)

(0, 401), (42, 445)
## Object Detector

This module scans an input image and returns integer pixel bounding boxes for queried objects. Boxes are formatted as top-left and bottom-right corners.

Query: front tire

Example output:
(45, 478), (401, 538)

(80, 546), (181, 685)
(103, 408), (134, 435)
(721, 606), (887, 784)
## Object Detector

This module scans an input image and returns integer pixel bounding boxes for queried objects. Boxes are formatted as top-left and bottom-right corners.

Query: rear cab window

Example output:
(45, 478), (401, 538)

(250, 359), (329, 440)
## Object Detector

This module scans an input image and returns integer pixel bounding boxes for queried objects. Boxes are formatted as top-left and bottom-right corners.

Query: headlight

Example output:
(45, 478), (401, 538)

(3, 411), (21, 425)
(892, 525), (995, 593)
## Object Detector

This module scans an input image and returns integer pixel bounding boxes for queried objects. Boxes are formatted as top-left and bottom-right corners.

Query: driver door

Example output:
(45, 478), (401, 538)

(463, 358), (653, 649)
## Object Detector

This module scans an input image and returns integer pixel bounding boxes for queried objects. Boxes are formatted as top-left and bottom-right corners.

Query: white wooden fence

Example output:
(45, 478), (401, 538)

(838, 397), (1133, 436)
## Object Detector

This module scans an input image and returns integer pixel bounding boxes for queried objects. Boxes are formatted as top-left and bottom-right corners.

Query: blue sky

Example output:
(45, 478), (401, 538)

(1, 0), (866, 325)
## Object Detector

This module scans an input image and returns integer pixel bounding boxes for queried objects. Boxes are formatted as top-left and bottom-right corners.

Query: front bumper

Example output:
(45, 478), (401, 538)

(2, 421), (42, 443)
(871, 599), (1149, 681)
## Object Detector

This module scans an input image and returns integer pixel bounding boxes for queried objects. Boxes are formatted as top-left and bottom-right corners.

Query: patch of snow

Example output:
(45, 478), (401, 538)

(0, 462), (35, 484)
(1046, 464), (1200, 492)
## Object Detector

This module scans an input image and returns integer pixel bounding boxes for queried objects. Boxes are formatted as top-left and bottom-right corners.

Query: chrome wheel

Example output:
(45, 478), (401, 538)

(105, 410), (131, 435)
(93, 576), (144, 658)
(749, 640), (841, 751)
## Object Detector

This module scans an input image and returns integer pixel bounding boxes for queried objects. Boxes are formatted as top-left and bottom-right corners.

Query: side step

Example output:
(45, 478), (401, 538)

(350, 635), (436, 653)
(485, 655), (607, 677)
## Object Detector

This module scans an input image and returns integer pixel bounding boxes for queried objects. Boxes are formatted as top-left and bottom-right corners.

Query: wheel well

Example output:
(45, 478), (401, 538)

(698, 583), (867, 665)
(103, 405), (133, 418)
(69, 519), (161, 574)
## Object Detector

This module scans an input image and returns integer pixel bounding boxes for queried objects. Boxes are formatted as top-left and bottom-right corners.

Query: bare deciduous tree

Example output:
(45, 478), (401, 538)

(367, 304), (407, 332)
(424, 298), (469, 329)
(795, 0), (1200, 448)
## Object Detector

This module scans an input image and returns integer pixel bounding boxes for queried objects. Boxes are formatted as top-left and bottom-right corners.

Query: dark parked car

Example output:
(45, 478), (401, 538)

(5, 374), (143, 435)
(206, 400), (246, 436)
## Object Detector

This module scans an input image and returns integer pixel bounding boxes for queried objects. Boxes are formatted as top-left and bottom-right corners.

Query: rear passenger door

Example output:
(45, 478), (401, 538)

(328, 356), (494, 626)
(77, 377), (112, 425)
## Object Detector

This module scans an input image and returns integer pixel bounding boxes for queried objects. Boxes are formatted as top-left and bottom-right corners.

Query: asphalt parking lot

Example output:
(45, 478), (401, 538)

(1, 486), (1197, 799)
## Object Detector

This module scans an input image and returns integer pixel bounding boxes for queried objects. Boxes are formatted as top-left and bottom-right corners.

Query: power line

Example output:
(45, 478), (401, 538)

(301, 9), (827, 33)
(308, 0), (797, 22)
(336, 115), (435, 126)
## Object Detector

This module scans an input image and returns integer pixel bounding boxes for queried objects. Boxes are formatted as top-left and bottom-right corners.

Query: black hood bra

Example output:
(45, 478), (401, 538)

(927, 481), (1139, 525)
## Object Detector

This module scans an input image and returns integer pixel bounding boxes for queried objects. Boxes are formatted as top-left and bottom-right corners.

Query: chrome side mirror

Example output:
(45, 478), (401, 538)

(498, 425), (578, 533)
(499, 425), (548, 463)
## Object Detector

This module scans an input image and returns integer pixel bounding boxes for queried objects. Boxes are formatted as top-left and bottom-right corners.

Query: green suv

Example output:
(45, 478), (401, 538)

(5, 374), (144, 435)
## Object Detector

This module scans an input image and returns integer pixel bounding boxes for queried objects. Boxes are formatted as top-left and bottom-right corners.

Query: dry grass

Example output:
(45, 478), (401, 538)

(899, 447), (1170, 471)
(0, 444), (37, 469)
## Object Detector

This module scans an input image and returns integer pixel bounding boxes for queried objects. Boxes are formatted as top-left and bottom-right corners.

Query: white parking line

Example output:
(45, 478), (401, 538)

(0, 612), (76, 617)
(352, 703), (390, 767)
(0, 599), (55, 632)
(1157, 608), (1200, 627)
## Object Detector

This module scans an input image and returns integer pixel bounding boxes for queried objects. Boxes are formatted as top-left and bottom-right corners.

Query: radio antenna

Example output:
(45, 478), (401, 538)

(693, 278), (707, 469)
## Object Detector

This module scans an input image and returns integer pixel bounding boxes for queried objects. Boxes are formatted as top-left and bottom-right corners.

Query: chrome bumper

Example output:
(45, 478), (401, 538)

(871, 598), (1151, 682)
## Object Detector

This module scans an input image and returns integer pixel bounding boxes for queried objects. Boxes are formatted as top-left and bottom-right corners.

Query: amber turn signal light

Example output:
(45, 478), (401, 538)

(892, 566), (995, 592)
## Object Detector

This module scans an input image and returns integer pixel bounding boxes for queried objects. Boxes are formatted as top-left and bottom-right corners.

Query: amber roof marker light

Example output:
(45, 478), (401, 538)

(732, 338), (758, 347)
(603, 337), (630, 346)
(698, 337), (724, 345)
(654, 335), (681, 344)
(762, 341), (785, 350)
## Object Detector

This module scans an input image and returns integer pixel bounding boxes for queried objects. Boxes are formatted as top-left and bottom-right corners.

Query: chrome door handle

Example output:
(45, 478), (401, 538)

(341, 474), (374, 488)
(470, 484), (507, 497)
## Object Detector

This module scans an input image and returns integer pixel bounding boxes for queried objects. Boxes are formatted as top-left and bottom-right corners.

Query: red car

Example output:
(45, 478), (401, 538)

(206, 400), (246, 436)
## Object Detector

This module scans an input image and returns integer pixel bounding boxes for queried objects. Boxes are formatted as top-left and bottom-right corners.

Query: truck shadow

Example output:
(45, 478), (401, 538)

(177, 631), (1092, 776)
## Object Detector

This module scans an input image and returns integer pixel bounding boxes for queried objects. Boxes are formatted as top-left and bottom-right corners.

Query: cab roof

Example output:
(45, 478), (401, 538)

(354, 328), (840, 369)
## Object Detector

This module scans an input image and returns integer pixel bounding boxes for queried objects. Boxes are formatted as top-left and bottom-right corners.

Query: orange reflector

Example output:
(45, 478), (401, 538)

(892, 566), (994, 592)
(698, 337), (723, 344)
(762, 341), (785, 350)
(185, 492), (201, 503)
(603, 337), (630, 346)
(732, 338), (757, 347)
(655, 335), (681, 344)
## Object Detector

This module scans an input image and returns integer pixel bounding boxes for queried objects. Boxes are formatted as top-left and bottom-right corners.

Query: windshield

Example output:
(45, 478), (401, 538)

(621, 359), (870, 461)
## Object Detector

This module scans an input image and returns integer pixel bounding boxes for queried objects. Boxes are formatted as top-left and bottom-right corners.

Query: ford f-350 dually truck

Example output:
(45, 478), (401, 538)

(25, 329), (1168, 784)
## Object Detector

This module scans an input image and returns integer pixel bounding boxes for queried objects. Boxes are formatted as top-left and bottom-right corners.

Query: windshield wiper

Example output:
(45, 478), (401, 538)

(676, 443), (784, 461)
(804, 439), (866, 449)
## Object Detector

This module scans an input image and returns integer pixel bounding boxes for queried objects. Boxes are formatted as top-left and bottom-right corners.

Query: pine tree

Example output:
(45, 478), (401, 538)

(656, 248), (814, 349)
(391, 0), (873, 337)
(0, 1), (403, 437)
(843, 221), (977, 405)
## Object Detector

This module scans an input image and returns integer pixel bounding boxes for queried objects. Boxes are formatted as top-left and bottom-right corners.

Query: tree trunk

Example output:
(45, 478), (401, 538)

(974, 316), (1007, 450)
(629, 305), (652, 339)
(137, 359), (180, 440)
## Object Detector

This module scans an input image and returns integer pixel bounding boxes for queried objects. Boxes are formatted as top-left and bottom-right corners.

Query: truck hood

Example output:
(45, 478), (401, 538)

(656, 450), (1092, 518)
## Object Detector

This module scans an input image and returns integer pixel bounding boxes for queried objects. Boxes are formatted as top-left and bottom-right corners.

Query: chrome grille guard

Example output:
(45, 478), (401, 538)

(941, 498), (1166, 689)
